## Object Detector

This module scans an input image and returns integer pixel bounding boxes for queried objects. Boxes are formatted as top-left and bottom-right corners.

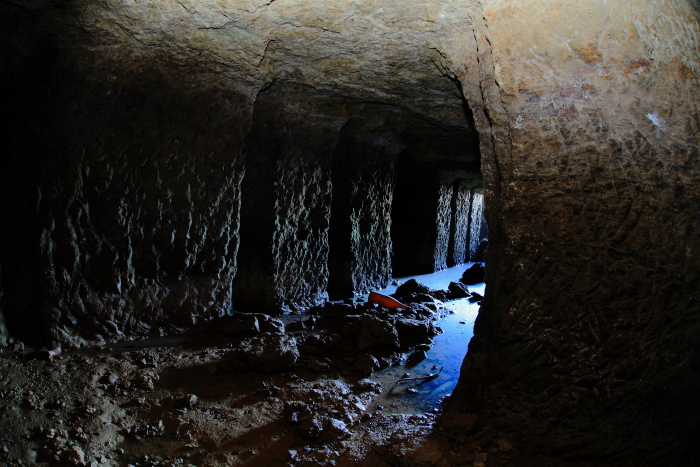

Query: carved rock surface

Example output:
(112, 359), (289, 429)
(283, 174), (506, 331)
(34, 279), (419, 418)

(451, 1), (700, 464)
(0, 0), (699, 463)
(0, 0), (481, 338)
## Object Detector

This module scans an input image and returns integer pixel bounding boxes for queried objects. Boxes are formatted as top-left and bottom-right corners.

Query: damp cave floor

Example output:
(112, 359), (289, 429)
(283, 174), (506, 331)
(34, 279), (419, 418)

(0, 265), (509, 467)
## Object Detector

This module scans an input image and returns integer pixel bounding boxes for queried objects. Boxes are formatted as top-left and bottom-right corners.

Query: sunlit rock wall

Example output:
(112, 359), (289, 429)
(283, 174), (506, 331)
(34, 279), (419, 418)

(454, 0), (700, 462)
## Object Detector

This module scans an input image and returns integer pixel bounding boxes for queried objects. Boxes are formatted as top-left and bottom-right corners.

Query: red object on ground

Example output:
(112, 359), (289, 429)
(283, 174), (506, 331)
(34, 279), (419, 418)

(368, 291), (409, 309)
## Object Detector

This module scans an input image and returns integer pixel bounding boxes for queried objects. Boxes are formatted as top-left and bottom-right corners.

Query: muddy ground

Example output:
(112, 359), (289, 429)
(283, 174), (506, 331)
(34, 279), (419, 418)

(0, 279), (522, 467)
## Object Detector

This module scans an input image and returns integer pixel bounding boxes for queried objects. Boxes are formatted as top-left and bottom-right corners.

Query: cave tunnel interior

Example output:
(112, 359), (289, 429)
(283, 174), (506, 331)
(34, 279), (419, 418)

(1, 0), (699, 466)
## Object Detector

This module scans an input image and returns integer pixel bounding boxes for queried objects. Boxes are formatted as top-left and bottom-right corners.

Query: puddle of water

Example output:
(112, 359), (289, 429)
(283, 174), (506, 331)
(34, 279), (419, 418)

(368, 264), (485, 415)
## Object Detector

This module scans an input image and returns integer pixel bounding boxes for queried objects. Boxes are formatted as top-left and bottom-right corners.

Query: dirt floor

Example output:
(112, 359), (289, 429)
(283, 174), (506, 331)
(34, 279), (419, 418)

(0, 276), (521, 467)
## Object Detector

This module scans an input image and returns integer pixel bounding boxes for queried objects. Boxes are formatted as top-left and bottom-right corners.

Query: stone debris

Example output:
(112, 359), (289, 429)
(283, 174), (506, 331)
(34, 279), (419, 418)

(406, 349), (427, 365)
(0, 283), (489, 466)
(447, 281), (471, 299)
(353, 353), (380, 376)
(395, 279), (433, 295)
(468, 292), (484, 303)
(460, 263), (485, 285)
(239, 334), (300, 373)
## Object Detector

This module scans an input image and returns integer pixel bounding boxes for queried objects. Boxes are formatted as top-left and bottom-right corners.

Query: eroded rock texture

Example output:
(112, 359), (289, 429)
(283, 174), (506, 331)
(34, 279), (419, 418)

(447, 181), (471, 267)
(1, 0), (480, 337)
(1, 0), (699, 463)
(233, 83), (344, 313)
(37, 66), (250, 345)
(452, 0), (700, 463)
(327, 105), (404, 300)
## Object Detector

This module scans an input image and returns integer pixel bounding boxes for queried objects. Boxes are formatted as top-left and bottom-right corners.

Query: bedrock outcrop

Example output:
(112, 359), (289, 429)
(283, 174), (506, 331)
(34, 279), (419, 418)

(450, 1), (700, 464)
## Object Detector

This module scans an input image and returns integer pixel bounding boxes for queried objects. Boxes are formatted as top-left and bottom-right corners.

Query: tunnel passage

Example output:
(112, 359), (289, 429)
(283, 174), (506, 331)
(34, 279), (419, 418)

(390, 113), (483, 277)
(2, 0), (699, 464)
(326, 100), (483, 300)
(234, 75), (482, 307)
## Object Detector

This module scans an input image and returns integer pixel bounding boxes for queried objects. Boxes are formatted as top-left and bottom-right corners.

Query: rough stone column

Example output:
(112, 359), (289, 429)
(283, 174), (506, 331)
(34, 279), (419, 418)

(449, 1), (700, 462)
(467, 189), (485, 261)
(233, 84), (348, 313)
(433, 180), (454, 271)
(327, 106), (403, 300)
(447, 180), (473, 267)
(32, 62), (251, 345)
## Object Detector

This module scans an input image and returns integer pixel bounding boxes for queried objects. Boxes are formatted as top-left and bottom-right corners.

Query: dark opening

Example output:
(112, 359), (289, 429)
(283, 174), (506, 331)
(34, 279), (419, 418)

(390, 99), (484, 277)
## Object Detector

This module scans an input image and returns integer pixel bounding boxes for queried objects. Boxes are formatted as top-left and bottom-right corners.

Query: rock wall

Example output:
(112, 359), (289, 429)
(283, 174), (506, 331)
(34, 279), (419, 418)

(451, 0), (700, 463)
(0, 0), (479, 340)
(3, 0), (698, 460)
(467, 190), (485, 261)
(36, 64), (250, 345)
(433, 181), (454, 272)
(327, 106), (404, 300)
(447, 181), (471, 267)
(233, 83), (346, 313)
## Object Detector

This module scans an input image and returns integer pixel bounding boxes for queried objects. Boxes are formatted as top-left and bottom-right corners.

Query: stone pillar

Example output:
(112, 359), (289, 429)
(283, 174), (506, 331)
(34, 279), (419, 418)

(327, 107), (403, 300)
(448, 180), (472, 267)
(31, 65), (250, 345)
(468, 189), (485, 261)
(233, 83), (348, 313)
(433, 180), (454, 271)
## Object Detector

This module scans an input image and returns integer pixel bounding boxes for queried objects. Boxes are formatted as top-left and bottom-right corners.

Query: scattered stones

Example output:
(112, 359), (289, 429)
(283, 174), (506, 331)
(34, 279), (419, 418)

(67, 444), (86, 466)
(240, 334), (299, 373)
(357, 315), (400, 352)
(222, 314), (260, 336)
(307, 359), (330, 373)
(354, 354), (380, 376)
(283, 401), (325, 439)
(395, 279), (432, 295)
(407, 350), (427, 365)
(460, 263), (485, 285)
(176, 394), (198, 408)
(325, 418), (350, 438)
(468, 292), (484, 303)
(447, 281), (470, 298)
(286, 316), (316, 332)
(498, 438), (512, 452)
(395, 318), (440, 348)
(354, 379), (383, 394)
(254, 314), (285, 334)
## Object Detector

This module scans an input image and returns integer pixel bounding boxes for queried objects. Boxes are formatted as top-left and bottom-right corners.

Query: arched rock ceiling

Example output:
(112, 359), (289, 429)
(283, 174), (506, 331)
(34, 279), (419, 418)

(43, 0), (482, 131)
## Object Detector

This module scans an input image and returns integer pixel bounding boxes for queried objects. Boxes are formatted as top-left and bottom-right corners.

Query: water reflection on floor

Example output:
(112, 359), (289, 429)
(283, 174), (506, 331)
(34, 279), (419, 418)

(368, 264), (485, 415)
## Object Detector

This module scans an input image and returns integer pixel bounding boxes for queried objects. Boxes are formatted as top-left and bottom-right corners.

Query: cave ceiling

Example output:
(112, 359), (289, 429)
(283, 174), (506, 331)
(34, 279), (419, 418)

(23, 0), (482, 162)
